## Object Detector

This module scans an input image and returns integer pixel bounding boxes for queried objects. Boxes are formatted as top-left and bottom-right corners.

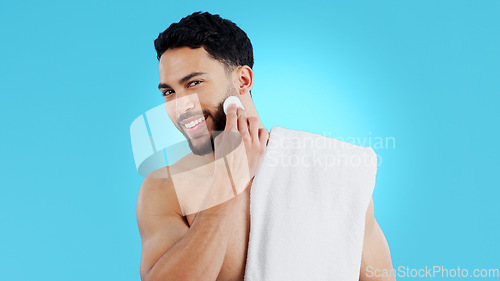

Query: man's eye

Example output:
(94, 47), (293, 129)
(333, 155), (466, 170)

(163, 90), (174, 97)
(188, 81), (202, 87)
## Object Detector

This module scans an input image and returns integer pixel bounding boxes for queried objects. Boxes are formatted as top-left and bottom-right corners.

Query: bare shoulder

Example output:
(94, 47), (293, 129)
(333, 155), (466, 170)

(136, 166), (189, 242)
(137, 167), (183, 221)
(360, 196), (395, 281)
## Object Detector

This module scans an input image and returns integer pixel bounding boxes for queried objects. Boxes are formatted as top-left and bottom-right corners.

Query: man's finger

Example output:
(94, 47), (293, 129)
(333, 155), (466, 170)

(237, 108), (251, 143)
(225, 104), (238, 132)
(248, 117), (259, 143)
(258, 128), (269, 150)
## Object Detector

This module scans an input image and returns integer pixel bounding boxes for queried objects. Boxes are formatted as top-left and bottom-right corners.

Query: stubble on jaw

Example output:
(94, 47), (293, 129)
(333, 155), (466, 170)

(183, 85), (236, 156)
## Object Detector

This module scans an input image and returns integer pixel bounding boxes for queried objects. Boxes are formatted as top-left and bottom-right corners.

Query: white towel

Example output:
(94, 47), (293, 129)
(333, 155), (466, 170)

(244, 126), (378, 281)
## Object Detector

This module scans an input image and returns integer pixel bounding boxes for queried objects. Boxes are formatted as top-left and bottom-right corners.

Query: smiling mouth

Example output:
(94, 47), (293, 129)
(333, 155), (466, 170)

(180, 114), (209, 136)
(183, 115), (206, 129)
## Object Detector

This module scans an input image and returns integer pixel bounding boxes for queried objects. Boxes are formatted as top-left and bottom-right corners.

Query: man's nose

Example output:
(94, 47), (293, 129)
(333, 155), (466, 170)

(175, 93), (200, 116)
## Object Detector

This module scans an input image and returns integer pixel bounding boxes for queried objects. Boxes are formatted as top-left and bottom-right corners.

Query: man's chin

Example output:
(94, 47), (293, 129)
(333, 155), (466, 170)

(187, 134), (214, 156)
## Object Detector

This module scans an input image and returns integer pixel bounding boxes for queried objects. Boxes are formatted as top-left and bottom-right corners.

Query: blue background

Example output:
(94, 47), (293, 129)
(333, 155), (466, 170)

(1, 0), (499, 280)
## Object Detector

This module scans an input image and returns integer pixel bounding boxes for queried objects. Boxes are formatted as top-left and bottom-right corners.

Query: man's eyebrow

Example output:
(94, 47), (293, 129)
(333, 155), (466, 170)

(158, 72), (208, 90)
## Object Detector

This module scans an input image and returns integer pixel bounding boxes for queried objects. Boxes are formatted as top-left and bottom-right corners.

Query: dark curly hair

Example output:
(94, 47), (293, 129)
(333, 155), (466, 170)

(154, 11), (254, 72)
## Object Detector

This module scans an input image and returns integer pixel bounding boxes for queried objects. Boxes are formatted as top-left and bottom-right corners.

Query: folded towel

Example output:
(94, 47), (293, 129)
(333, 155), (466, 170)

(244, 126), (378, 281)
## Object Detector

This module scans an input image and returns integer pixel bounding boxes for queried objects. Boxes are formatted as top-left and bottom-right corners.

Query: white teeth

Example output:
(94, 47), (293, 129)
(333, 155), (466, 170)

(184, 117), (205, 129)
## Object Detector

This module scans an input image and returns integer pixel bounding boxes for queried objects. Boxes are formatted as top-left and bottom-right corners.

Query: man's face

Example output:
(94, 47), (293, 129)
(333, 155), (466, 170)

(158, 47), (236, 155)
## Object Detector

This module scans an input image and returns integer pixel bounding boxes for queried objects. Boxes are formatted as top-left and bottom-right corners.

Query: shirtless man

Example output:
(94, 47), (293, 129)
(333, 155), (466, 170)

(136, 11), (395, 281)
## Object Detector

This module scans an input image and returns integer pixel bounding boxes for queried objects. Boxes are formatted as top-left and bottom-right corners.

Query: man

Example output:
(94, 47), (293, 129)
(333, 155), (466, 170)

(136, 11), (395, 281)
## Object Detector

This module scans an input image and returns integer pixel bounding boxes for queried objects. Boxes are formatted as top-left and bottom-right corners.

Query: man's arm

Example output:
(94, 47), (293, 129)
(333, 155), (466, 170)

(359, 197), (396, 281)
(137, 174), (243, 281)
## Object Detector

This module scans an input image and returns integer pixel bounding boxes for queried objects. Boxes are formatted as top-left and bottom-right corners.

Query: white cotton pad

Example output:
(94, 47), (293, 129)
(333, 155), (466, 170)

(223, 96), (245, 115)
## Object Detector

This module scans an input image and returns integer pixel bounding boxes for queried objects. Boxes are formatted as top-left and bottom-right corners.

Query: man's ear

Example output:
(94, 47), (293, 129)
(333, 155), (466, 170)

(235, 65), (253, 95)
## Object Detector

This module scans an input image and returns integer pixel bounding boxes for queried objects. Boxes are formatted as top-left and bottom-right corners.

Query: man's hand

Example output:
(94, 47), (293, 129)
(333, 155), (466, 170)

(203, 104), (268, 209)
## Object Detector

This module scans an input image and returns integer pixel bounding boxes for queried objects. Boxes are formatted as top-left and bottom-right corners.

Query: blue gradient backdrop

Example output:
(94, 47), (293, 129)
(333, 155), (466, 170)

(1, 0), (499, 280)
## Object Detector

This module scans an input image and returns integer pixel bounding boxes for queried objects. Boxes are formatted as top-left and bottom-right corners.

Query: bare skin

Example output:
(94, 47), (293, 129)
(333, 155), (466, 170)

(137, 103), (265, 281)
(136, 47), (395, 281)
(137, 166), (253, 281)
